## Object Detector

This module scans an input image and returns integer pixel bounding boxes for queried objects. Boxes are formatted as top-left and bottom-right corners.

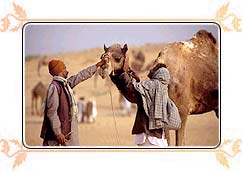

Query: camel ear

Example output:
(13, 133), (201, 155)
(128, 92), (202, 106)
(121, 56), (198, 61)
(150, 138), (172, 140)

(104, 44), (108, 52)
(122, 44), (128, 55)
(123, 55), (130, 72)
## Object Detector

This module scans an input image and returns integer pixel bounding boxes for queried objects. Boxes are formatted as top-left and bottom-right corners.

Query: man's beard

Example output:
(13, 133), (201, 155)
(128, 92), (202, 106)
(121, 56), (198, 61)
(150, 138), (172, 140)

(64, 72), (68, 79)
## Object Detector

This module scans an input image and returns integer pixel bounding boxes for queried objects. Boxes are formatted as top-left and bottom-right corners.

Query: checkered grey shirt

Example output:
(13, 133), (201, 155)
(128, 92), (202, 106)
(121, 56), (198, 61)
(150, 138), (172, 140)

(133, 67), (171, 130)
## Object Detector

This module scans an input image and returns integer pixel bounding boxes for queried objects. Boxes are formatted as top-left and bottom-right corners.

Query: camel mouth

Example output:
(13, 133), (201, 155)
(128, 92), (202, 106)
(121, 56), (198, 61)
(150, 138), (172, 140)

(98, 62), (112, 79)
(111, 53), (122, 61)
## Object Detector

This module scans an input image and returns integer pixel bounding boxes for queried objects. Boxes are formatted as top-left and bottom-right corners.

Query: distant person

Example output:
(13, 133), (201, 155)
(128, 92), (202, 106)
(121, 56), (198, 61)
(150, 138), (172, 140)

(91, 99), (97, 122)
(40, 58), (105, 146)
(85, 98), (97, 123)
(77, 97), (85, 123)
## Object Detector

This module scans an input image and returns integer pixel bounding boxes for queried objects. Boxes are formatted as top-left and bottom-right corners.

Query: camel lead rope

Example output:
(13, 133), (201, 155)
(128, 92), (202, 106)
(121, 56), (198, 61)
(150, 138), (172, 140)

(108, 79), (121, 146)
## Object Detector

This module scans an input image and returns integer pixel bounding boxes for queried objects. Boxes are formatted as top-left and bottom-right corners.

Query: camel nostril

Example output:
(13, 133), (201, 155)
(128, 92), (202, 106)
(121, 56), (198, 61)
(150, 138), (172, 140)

(114, 58), (121, 63)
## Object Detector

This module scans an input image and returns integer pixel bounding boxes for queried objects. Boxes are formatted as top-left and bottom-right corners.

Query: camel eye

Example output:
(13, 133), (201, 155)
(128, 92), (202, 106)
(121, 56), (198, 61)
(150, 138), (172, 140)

(111, 53), (118, 58)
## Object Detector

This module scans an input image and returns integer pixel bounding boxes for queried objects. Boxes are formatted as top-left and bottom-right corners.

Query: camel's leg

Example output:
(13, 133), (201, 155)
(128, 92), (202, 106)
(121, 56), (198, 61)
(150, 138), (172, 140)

(36, 97), (40, 116)
(165, 130), (171, 146)
(40, 98), (44, 116)
(31, 95), (35, 115)
(34, 97), (39, 116)
(176, 116), (188, 146)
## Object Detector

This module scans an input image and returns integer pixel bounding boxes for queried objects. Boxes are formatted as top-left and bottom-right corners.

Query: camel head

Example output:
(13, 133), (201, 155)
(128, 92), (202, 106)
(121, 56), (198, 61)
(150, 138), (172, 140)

(130, 50), (146, 73)
(98, 43), (128, 79)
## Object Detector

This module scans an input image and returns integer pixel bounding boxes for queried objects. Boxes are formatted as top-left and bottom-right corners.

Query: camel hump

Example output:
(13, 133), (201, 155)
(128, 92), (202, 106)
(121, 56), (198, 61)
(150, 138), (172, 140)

(32, 81), (46, 95)
(195, 30), (217, 44)
(38, 81), (45, 87)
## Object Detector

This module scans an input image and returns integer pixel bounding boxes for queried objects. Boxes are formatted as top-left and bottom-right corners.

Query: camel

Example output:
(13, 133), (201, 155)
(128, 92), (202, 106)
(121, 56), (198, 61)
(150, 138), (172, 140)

(37, 56), (49, 76)
(98, 30), (218, 146)
(31, 81), (47, 116)
(130, 50), (146, 73)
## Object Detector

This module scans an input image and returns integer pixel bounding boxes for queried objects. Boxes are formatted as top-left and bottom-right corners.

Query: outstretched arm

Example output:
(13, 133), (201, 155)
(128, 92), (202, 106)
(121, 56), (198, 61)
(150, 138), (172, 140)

(68, 59), (106, 88)
(68, 65), (97, 88)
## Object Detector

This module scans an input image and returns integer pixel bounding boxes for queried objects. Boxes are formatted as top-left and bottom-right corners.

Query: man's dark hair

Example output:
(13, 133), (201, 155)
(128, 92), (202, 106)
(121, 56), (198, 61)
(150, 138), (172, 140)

(154, 63), (167, 71)
(148, 63), (167, 79)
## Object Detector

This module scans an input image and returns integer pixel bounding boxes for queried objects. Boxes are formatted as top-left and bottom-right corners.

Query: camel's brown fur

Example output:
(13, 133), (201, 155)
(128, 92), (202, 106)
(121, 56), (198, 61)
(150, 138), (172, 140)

(31, 81), (47, 116)
(99, 30), (218, 146)
(150, 30), (218, 146)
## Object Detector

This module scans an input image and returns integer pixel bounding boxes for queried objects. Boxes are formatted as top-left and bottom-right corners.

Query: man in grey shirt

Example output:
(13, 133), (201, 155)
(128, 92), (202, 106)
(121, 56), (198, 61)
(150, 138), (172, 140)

(40, 58), (105, 146)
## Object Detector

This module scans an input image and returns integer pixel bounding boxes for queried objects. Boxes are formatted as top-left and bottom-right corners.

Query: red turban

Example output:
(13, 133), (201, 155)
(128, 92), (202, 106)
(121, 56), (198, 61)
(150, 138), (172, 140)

(48, 60), (65, 76)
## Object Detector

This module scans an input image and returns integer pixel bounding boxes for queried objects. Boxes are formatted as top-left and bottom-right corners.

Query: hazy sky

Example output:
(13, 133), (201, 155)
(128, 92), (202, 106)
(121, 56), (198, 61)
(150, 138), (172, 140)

(24, 23), (219, 56)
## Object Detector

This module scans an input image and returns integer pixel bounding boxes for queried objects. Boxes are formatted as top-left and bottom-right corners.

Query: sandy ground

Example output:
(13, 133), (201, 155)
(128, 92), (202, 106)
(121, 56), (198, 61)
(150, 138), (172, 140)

(25, 111), (219, 147)
(24, 45), (219, 147)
